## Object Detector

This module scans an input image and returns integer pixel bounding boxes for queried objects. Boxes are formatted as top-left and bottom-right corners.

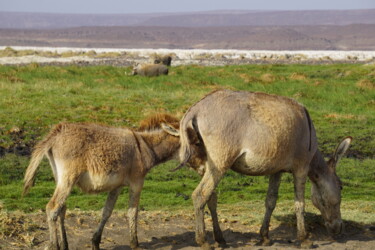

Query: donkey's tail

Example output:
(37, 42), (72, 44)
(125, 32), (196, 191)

(23, 124), (61, 196)
(304, 107), (312, 152)
(170, 116), (195, 172)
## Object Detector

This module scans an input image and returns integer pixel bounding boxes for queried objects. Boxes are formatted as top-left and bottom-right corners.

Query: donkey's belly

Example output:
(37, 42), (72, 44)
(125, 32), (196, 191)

(231, 150), (286, 176)
(77, 172), (126, 193)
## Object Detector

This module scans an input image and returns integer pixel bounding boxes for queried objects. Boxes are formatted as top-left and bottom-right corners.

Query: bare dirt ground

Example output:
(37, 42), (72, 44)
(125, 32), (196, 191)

(1, 210), (374, 250)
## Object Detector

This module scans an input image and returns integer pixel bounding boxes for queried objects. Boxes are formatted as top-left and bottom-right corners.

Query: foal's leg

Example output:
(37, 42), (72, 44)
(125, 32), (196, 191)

(259, 172), (282, 246)
(47, 152), (68, 249)
(58, 205), (68, 250)
(128, 180), (144, 249)
(207, 191), (226, 245)
(192, 163), (224, 248)
(46, 176), (77, 250)
(92, 187), (122, 250)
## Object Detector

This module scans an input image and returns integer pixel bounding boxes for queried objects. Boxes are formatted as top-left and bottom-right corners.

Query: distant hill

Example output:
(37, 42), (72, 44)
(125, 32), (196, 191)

(1, 24), (374, 50)
(138, 9), (375, 27)
(0, 9), (374, 29)
(1, 10), (374, 50)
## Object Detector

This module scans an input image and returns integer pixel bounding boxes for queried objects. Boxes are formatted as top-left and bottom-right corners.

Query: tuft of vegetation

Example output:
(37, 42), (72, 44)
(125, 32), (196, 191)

(0, 64), (374, 223)
(0, 47), (128, 59)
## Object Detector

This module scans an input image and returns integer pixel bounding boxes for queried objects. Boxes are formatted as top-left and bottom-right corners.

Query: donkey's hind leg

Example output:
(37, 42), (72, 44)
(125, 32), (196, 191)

(207, 191), (226, 245)
(58, 204), (68, 250)
(192, 162), (225, 248)
(92, 187), (122, 250)
(259, 172), (282, 246)
(45, 168), (79, 250)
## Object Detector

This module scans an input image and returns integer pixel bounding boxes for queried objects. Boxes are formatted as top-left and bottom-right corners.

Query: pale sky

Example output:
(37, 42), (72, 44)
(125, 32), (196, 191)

(1, 0), (374, 14)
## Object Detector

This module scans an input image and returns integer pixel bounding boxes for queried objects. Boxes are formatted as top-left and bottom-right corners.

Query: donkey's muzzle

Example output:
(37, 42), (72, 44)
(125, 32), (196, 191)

(326, 220), (344, 235)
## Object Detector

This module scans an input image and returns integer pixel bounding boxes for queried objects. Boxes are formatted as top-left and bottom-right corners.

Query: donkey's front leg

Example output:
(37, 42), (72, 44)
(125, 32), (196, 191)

(293, 172), (313, 248)
(92, 187), (122, 250)
(128, 180), (144, 249)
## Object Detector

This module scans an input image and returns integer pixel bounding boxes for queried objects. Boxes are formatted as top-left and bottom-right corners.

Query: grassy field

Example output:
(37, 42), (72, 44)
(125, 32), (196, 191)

(0, 63), (374, 224)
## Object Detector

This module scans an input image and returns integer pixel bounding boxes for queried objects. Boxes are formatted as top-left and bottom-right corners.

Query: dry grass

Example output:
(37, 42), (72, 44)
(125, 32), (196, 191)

(324, 113), (356, 119)
(313, 81), (323, 86)
(356, 79), (375, 90)
(94, 51), (122, 58)
(260, 73), (276, 83)
(239, 73), (258, 83)
(324, 113), (367, 122)
(289, 72), (307, 81)
(0, 47), (130, 59)
(0, 211), (40, 248)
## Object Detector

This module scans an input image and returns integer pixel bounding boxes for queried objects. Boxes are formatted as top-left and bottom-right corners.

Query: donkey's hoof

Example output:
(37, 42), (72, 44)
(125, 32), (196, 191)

(44, 242), (59, 250)
(214, 236), (227, 247)
(256, 237), (272, 246)
(91, 237), (101, 250)
(130, 242), (140, 249)
(201, 242), (213, 250)
(259, 238), (273, 246)
(214, 241), (227, 249)
(300, 239), (314, 249)
(91, 243), (100, 250)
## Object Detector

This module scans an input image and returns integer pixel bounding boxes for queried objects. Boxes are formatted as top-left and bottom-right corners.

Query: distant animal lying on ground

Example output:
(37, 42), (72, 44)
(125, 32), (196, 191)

(23, 114), (180, 250)
(175, 89), (351, 248)
(131, 63), (169, 76)
(153, 55), (172, 66)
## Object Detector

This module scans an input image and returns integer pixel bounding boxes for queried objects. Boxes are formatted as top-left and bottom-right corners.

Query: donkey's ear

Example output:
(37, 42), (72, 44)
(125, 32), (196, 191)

(161, 123), (180, 137)
(333, 136), (352, 164)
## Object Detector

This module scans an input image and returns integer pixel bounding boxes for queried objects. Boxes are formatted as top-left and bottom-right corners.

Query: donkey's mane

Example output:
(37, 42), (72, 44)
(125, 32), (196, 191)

(138, 113), (179, 131)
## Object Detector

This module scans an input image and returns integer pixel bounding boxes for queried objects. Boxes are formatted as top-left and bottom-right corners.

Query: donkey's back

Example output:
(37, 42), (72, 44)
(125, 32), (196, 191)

(180, 89), (317, 175)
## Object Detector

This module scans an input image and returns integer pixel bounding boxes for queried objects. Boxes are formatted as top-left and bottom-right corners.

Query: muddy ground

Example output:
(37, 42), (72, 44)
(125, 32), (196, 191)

(1, 210), (374, 250)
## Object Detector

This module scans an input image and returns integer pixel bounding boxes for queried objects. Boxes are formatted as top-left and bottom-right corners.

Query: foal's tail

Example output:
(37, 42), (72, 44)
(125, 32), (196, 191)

(22, 124), (61, 196)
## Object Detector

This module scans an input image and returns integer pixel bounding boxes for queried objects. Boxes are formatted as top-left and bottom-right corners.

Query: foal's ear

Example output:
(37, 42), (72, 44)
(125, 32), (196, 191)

(161, 123), (180, 137)
(333, 136), (352, 164)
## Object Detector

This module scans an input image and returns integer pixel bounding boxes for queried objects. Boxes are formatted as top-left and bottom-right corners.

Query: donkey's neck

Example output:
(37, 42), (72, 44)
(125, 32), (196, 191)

(138, 130), (179, 166)
(308, 149), (329, 182)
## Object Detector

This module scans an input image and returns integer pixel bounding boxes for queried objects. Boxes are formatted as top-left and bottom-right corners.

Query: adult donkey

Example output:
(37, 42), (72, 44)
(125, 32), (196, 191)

(23, 114), (180, 250)
(176, 89), (351, 248)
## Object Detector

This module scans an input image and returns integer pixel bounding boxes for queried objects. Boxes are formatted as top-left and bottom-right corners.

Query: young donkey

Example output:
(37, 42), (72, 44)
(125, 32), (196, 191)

(23, 114), (180, 250)
(177, 89), (351, 248)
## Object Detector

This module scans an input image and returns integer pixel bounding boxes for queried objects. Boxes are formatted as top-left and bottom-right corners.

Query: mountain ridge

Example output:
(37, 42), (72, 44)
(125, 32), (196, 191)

(1, 9), (374, 29)
(1, 24), (374, 50)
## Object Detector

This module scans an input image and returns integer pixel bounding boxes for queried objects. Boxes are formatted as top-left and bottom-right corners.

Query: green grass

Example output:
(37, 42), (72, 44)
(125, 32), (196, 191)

(0, 63), (374, 221)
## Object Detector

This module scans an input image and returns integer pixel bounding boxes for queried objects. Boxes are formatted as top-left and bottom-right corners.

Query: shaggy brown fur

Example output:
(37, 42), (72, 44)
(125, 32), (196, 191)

(23, 114), (180, 250)
(138, 113), (179, 131)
